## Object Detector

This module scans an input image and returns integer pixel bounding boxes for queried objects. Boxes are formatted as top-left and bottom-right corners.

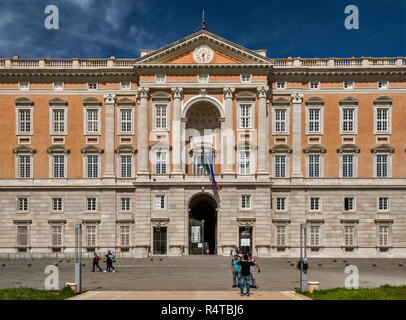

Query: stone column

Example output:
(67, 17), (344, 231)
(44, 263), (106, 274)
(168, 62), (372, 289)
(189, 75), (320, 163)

(257, 86), (269, 174)
(103, 93), (116, 178)
(137, 87), (150, 174)
(291, 92), (304, 177)
(181, 117), (187, 173)
(171, 87), (184, 174)
(222, 87), (235, 174)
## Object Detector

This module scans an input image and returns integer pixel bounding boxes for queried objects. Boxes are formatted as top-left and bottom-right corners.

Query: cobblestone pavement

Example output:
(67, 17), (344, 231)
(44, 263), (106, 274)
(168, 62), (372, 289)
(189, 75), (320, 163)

(1, 256), (405, 291)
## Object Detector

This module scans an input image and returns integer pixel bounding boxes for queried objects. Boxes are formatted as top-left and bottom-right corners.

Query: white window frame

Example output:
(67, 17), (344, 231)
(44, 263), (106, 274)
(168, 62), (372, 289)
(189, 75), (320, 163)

(275, 197), (287, 212)
(240, 74), (252, 83)
(377, 224), (391, 247)
(16, 224), (30, 247)
(343, 223), (357, 247)
(87, 82), (98, 90)
(50, 153), (67, 178)
(84, 107), (101, 135)
(240, 194), (252, 210)
(275, 224), (288, 246)
(276, 81), (287, 89)
(119, 153), (134, 178)
(343, 197), (356, 212)
(306, 153), (323, 178)
(84, 154), (100, 178)
(85, 197), (98, 213)
(118, 224), (131, 246)
(309, 81), (320, 89)
(309, 224), (322, 246)
(309, 197), (321, 212)
(154, 195), (166, 210)
(339, 153), (358, 178)
(238, 150), (254, 175)
(155, 74), (166, 83)
(340, 105), (358, 135)
(16, 197), (29, 213)
(374, 153), (392, 178)
(374, 104), (392, 134)
(119, 197), (132, 212)
(84, 224), (98, 247)
(343, 81), (354, 89)
(377, 81), (389, 89)
(120, 81), (131, 90)
(51, 197), (64, 213)
(118, 106), (134, 135)
(153, 103), (169, 131)
(53, 82), (64, 90)
(50, 106), (67, 135)
(19, 82), (30, 90)
(50, 224), (64, 247)
(16, 153), (33, 179)
(272, 106), (289, 135)
(306, 105), (324, 135)
(238, 103), (254, 130)
(198, 74), (209, 83)
(272, 154), (289, 178)
(377, 196), (390, 212)
(154, 151), (168, 175)
(16, 106), (34, 136)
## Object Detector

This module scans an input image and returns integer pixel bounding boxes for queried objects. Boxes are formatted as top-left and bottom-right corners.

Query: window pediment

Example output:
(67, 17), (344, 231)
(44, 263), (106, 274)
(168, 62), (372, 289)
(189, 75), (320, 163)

(340, 97), (359, 105)
(149, 141), (172, 151)
(115, 145), (137, 154)
(49, 97), (67, 105)
(305, 97), (324, 105)
(371, 144), (394, 153)
(235, 141), (258, 151)
(15, 97), (33, 105)
(374, 96), (393, 104)
(272, 97), (290, 106)
(13, 145), (36, 154)
(303, 145), (327, 154)
(151, 92), (171, 100)
(83, 97), (102, 105)
(47, 145), (70, 154)
(81, 145), (104, 154)
(270, 144), (292, 154)
(117, 97), (135, 105)
(337, 144), (360, 153)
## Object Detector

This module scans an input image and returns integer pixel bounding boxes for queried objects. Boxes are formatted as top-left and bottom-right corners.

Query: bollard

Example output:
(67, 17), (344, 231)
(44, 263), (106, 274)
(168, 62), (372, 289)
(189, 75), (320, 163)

(308, 281), (320, 294)
(65, 282), (78, 294)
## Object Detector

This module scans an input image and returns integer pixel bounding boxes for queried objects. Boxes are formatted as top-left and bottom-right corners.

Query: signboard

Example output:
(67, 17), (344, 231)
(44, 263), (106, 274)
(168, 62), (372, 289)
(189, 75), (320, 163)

(191, 226), (201, 243)
(240, 238), (250, 246)
(198, 243), (203, 248)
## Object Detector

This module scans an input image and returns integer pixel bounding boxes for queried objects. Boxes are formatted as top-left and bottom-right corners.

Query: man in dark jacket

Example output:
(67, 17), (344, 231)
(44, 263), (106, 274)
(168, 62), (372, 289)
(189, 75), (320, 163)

(237, 255), (256, 296)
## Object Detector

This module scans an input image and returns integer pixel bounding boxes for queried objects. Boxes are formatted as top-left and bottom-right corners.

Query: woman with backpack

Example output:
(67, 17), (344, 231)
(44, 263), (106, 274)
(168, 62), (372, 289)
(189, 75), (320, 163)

(105, 250), (116, 273)
(92, 252), (103, 272)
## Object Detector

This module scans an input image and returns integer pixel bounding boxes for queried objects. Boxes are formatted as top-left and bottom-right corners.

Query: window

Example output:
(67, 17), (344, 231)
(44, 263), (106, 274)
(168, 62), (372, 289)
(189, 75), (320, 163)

(308, 155), (320, 178)
(378, 197), (389, 211)
(376, 108), (389, 132)
(120, 109), (133, 133)
(343, 81), (354, 89)
(51, 225), (63, 247)
(154, 104), (168, 130)
(120, 198), (131, 212)
(52, 198), (63, 212)
(17, 197), (29, 212)
(86, 155), (99, 178)
(310, 225), (321, 246)
(52, 155), (65, 178)
(308, 109), (321, 133)
(53, 82), (64, 90)
(378, 225), (389, 246)
(344, 197), (354, 212)
(310, 197), (320, 211)
(86, 109), (99, 134)
(240, 105), (252, 129)
(274, 109), (287, 133)
(86, 198), (97, 212)
(341, 108), (355, 133)
(155, 195), (165, 209)
(342, 155), (354, 178)
(344, 225), (355, 246)
(19, 82), (30, 90)
(241, 195), (251, 209)
(276, 81), (286, 89)
(276, 197), (286, 211)
(155, 74), (166, 83)
(239, 151), (251, 175)
(120, 81), (131, 90)
(378, 81), (389, 89)
(120, 225), (130, 246)
(51, 109), (66, 134)
(155, 152), (167, 174)
(274, 155), (286, 178)
(241, 74), (252, 83)
(18, 109), (32, 134)
(87, 82), (98, 90)
(17, 225), (29, 247)
(198, 74), (209, 83)
(120, 155), (132, 178)
(376, 154), (388, 178)
(309, 82), (320, 89)
(18, 155), (31, 178)
(85, 225), (97, 247)
(276, 225), (286, 246)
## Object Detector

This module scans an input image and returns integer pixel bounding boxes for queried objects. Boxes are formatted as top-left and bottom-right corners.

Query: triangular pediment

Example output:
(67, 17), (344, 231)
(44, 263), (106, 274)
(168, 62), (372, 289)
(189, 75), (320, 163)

(135, 30), (271, 65)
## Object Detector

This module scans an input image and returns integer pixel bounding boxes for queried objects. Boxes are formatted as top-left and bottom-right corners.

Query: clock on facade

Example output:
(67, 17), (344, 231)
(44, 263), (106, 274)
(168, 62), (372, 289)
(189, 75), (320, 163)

(193, 45), (214, 63)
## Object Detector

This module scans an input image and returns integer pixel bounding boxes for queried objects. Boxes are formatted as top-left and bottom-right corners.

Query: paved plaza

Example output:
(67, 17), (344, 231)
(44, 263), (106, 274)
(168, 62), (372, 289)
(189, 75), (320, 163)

(1, 256), (405, 293)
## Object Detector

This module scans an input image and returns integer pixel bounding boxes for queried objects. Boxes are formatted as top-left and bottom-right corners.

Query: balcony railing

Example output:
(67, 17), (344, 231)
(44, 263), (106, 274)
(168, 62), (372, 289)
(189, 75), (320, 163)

(0, 57), (404, 70)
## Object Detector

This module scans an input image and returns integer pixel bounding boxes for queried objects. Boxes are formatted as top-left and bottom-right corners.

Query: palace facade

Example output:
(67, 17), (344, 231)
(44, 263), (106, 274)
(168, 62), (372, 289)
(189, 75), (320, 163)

(1, 30), (406, 258)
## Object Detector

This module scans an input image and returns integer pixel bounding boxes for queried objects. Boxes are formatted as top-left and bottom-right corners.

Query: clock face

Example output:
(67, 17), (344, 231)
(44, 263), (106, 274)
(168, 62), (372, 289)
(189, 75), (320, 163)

(193, 45), (214, 63)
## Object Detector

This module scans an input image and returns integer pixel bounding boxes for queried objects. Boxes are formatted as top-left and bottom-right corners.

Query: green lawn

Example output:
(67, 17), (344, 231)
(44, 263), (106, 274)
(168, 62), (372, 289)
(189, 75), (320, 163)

(298, 285), (406, 300)
(0, 286), (75, 300)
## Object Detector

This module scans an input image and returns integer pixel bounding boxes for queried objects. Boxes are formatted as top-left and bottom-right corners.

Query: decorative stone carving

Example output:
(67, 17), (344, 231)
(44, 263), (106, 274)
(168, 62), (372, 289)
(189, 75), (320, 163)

(256, 86), (269, 99)
(103, 94), (116, 104)
(171, 87), (184, 100)
(291, 92), (304, 104)
(223, 87), (235, 99)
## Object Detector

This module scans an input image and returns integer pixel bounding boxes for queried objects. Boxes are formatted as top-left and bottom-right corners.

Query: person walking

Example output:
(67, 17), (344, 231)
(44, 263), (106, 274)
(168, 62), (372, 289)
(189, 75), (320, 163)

(105, 250), (116, 272)
(92, 252), (102, 272)
(237, 255), (255, 296)
(248, 254), (261, 289)
(230, 254), (241, 288)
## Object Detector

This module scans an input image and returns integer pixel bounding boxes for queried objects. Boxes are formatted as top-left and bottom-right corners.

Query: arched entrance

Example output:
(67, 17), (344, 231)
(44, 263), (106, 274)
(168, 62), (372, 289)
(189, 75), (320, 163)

(188, 193), (218, 255)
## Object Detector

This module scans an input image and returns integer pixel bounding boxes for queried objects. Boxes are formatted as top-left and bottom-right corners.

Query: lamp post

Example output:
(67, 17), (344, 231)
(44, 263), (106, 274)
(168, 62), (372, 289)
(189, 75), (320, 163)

(202, 219), (205, 255)
(300, 223), (308, 292)
(74, 224), (82, 293)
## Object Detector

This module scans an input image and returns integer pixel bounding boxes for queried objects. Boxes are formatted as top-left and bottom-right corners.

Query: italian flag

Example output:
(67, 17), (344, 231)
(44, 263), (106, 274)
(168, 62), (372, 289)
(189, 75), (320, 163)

(202, 147), (220, 191)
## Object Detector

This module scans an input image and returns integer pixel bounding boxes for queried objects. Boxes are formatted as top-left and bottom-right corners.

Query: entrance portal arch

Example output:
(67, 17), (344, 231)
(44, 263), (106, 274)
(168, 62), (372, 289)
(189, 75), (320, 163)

(188, 192), (218, 255)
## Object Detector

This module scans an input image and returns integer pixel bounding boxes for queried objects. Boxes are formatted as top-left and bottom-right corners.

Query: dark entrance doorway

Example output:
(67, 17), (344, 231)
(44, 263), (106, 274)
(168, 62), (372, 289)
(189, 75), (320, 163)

(239, 226), (253, 254)
(153, 226), (167, 255)
(189, 194), (217, 255)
